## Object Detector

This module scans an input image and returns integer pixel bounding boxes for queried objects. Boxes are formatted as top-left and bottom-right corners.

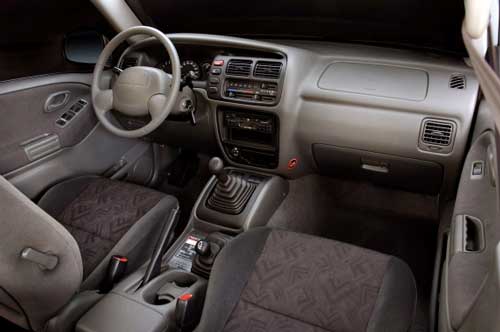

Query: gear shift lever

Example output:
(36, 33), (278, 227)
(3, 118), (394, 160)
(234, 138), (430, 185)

(208, 157), (228, 183)
(206, 157), (256, 215)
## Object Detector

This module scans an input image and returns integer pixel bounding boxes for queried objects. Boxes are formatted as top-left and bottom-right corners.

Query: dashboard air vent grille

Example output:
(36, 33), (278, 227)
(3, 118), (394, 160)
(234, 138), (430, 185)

(254, 61), (282, 79)
(449, 73), (466, 89)
(121, 57), (138, 69)
(421, 119), (455, 146)
(226, 59), (252, 76)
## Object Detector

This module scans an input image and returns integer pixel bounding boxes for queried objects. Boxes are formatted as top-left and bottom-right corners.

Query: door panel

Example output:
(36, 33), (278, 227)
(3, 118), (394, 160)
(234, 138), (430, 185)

(439, 127), (500, 332)
(0, 74), (150, 198)
(0, 81), (97, 173)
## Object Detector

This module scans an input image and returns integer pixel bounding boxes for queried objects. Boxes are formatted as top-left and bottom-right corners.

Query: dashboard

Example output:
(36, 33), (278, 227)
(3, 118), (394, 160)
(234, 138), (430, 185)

(116, 33), (479, 200)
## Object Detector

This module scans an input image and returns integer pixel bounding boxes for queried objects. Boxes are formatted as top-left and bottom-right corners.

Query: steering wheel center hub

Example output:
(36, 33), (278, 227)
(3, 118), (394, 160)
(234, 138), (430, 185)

(113, 66), (172, 117)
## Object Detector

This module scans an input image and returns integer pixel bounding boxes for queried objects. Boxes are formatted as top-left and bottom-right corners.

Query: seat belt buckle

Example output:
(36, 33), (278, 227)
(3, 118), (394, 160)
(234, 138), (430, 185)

(99, 255), (128, 293)
(175, 293), (202, 332)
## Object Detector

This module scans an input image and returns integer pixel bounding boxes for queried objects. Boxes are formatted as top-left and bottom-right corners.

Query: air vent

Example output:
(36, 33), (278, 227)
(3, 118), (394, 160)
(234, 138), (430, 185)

(449, 73), (466, 89)
(226, 59), (252, 76)
(121, 57), (138, 69)
(254, 61), (282, 79)
(421, 119), (455, 146)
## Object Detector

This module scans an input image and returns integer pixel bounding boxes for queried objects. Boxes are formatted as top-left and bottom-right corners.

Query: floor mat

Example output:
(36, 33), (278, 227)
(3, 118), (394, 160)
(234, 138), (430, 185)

(268, 175), (439, 332)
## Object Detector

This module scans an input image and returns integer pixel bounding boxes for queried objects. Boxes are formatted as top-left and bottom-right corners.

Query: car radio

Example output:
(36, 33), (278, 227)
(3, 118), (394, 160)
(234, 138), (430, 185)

(219, 108), (279, 169)
(224, 111), (274, 134)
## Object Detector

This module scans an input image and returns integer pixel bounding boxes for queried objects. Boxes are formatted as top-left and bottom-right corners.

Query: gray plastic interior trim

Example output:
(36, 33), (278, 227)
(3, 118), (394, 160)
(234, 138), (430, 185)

(4, 124), (145, 199)
(23, 134), (61, 162)
(318, 62), (429, 101)
(117, 33), (479, 198)
(0, 73), (93, 94)
(90, 0), (145, 43)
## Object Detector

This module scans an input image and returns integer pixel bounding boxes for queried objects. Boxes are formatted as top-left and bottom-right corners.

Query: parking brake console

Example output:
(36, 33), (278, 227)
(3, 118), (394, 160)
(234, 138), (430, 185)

(206, 157), (256, 215)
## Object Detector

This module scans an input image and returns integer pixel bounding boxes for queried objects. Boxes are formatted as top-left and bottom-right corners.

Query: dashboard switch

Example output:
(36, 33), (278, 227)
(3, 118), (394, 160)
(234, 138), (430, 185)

(210, 68), (222, 75)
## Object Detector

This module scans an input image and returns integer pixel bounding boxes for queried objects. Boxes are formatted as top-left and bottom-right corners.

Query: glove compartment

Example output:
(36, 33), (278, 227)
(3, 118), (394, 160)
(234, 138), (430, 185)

(313, 144), (443, 194)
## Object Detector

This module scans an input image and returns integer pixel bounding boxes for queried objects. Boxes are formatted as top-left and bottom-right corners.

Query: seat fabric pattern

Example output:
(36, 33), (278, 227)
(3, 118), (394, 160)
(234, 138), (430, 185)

(57, 178), (164, 277)
(222, 229), (391, 332)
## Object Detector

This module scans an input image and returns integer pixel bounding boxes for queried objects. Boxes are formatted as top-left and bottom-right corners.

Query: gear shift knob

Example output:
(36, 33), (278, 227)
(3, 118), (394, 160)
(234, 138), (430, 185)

(208, 157), (228, 182)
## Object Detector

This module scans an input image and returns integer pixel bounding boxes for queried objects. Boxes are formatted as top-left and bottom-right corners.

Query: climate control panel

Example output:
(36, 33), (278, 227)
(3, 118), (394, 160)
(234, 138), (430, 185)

(207, 55), (286, 106)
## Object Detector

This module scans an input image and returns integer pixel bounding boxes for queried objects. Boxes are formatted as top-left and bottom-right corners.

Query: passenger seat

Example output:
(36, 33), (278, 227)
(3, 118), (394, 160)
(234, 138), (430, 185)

(196, 227), (416, 332)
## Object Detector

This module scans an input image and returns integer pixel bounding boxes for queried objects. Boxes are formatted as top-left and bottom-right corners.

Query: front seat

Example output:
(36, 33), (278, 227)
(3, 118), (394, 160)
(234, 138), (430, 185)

(196, 227), (417, 332)
(0, 175), (178, 331)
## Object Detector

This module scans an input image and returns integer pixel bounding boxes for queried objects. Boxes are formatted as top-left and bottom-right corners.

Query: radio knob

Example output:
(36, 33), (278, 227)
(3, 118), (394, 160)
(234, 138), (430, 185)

(230, 147), (240, 157)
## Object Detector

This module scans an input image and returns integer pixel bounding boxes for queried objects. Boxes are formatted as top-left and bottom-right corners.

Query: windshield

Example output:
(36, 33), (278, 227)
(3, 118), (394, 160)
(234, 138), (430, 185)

(132, 0), (466, 56)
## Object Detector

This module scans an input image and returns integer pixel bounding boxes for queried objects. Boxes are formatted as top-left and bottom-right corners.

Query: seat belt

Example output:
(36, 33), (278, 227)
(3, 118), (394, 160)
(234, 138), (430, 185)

(463, 0), (500, 130)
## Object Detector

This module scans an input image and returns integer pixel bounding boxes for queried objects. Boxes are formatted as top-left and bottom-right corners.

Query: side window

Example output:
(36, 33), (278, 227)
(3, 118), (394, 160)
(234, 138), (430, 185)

(0, 1), (113, 82)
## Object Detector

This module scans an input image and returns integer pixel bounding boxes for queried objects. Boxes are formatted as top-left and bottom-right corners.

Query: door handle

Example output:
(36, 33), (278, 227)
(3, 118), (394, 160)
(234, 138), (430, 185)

(44, 90), (71, 113)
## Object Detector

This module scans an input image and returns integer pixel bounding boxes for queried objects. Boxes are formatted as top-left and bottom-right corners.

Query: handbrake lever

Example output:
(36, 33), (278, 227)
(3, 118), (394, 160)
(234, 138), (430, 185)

(141, 207), (180, 286)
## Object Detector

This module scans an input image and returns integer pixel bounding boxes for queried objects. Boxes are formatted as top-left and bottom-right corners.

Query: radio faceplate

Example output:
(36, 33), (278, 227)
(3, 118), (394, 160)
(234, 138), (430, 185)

(218, 108), (279, 169)
(207, 55), (286, 106)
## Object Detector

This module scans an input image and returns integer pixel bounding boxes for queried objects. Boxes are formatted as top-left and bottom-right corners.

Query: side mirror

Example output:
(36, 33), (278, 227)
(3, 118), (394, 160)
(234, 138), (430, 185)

(64, 31), (105, 65)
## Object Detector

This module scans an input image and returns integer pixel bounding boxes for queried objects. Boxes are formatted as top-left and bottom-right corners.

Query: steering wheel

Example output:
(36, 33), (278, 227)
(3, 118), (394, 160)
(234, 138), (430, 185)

(91, 26), (181, 138)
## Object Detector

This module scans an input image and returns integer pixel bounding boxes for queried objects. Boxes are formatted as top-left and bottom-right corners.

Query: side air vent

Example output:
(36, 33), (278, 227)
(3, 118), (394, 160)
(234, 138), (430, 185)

(420, 119), (456, 152)
(449, 73), (466, 89)
(121, 57), (138, 69)
(226, 59), (252, 76)
(254, 61), (282, 79)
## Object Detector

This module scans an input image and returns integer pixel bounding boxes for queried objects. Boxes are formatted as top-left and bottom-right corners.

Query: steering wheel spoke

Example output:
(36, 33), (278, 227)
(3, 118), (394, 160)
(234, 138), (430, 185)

(94, 89), (114, 117)
(148, 94), (168, 121)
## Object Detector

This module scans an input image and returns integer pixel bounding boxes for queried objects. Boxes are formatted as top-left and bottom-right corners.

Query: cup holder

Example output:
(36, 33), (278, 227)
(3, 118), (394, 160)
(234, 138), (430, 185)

(142, 270), (199, 306)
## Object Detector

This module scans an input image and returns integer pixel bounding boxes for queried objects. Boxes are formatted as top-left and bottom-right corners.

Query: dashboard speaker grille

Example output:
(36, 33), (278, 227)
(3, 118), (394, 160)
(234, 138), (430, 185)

(254, 61), (282, 79)
(449, 73), (466, 89)
(421, 119), (455, 146)
(226, 59), (253, 76)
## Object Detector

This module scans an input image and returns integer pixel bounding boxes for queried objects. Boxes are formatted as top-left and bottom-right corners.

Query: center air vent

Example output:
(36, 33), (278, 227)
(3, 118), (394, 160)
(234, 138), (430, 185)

(449, 73), (466, 89)
(419, 119), (456, 154)
(226, 59), (252, 76)
(254, 61), (282, 79)
(121, 57), (138, 69)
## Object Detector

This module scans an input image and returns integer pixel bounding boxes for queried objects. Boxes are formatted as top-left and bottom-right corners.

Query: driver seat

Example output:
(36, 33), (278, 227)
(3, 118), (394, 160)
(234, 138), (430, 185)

(0, 175), (178, 331)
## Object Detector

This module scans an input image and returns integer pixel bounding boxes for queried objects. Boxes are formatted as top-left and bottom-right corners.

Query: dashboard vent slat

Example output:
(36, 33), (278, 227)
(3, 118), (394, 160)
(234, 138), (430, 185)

(226, 59), (253, 77)
(421, 119), (455, 146)
(449, 73), (466, 89)
(121, 57), (138, 69)
(254, 61), (282, 79)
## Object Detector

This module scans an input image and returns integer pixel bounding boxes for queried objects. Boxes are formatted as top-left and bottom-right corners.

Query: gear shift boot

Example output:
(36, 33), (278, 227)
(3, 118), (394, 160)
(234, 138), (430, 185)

(206, 157), (256, 215)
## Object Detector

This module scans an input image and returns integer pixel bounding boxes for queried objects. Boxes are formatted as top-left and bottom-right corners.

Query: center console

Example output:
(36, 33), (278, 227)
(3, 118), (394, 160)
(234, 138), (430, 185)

(206, 55), (284, 170)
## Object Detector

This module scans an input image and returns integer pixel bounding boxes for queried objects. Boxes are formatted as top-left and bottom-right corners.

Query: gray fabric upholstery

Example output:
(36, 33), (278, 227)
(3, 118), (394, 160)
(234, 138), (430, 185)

(39, 176), (178, 288)
(367, 257), (417, 332)
(195, 228), (272, 332)
(197, 228), (417, 332)
(81, 194), (179, 290)
(0, 175), (178, 331)
(0, 176), (82, 331)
